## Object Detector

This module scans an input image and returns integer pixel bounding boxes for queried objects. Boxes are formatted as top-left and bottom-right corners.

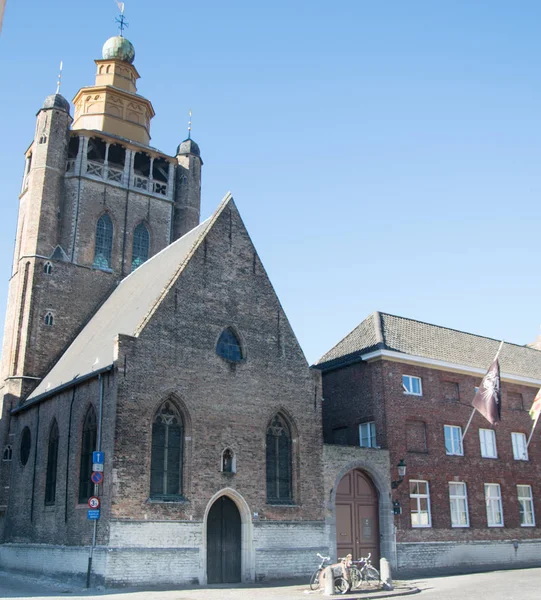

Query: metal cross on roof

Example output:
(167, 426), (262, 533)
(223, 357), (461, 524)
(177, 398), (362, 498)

(115, 2), (129, 36)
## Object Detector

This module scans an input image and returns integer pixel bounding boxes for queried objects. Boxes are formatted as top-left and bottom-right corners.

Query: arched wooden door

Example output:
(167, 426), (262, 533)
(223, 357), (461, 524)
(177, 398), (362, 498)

(336, 469), (379, 564)
(207, 496), (241, 583)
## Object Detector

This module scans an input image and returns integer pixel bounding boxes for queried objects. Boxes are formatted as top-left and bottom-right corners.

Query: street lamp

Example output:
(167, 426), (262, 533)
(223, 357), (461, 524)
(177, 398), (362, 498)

(391, 459), (406, 489)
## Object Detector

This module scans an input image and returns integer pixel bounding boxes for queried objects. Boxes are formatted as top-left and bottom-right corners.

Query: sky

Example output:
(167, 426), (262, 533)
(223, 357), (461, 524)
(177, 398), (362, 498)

(0, 0), (540, 365)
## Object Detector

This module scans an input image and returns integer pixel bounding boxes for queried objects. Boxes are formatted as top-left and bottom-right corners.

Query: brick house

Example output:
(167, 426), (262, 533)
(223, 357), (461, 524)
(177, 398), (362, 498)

(316, 311), (541, 575)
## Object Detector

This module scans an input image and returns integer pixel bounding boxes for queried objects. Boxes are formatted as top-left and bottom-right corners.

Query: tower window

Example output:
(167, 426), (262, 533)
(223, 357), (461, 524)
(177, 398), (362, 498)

(78, 406), (97, 504)
(2, 445), (12, 461)
(44, 261), (53, 275)
(44, 312), (54, 326)
(39, 135), (48, 145)
(20, 427), (31, 466)
(221, 448), (236, 473)
(266, 414), (293, 504)
(93, 214), (113, 270)
(45, 420), (59, 505)
(216, 328), (243, 362)
(131, 222), (150, 271)
(68, 136), (80, 159)
(87, 137), (106, 163)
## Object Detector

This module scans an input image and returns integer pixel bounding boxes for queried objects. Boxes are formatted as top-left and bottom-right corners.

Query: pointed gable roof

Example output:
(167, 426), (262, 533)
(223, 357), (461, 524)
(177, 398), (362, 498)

(316, 311), (541, 381)
(27, 194), (234, 402)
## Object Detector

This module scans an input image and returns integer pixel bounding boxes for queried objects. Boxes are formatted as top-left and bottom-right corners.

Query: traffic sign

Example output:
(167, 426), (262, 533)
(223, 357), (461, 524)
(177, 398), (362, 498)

(88, 496), (100, 509)
(87, 509), (100, 520)
(93, 451), (104, 464)
(92, 463), (104, 472)
(91, 471), (104, 485)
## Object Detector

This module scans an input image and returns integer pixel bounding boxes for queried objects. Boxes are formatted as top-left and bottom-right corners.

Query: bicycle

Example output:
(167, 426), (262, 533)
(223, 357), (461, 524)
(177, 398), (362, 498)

(309, 553), (331, 590)
(309, 553), (350, 594)
(350, 553), (380, 589)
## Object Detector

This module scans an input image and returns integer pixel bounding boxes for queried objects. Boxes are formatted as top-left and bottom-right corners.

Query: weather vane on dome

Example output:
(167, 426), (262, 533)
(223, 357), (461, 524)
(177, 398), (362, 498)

(114, 1), (128, 37)
(188, 109), (192, 140)
(55, 61), (63, 95)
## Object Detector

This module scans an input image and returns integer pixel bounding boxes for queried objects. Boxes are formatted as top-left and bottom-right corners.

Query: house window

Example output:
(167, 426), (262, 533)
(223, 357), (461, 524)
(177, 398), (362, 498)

(78, 406), (97, 504)
(266, 414), (293, 504)
(507, 392), (523, 411)
(2, 445), (12, 461)
(44, 312), (54, 326)
(449, 482), (469, 527)
(479, 429), (497, 458)
(517, 485), (535, 527)
(45, 420), (59, 505)
(150, 402), (184, 499)
(332, 427), (348, 446)
(20, 427), (31, 466)
(131, 222), (150, 271)
(409, 480), (431, 527)
(93, 214), (113, 269)
(406, 420), (427, 453)
(511, 432), (528, 461)
(359, 422), (376, 448)
(43, 261), (53, 275)
(403, 375), (422, 396)
(485, 483), (503, 527)
(216, 328), (243, 362)
(442, 381), (460, 401)
(444, 425), (463, 456)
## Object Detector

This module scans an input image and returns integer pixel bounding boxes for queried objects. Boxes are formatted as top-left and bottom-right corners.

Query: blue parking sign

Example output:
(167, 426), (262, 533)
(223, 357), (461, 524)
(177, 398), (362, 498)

(92, 451), (104, 464)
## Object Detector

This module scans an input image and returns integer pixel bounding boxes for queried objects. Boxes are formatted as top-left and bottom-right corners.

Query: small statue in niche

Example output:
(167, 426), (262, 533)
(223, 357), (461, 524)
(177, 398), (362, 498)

(222, 449), (234, 473)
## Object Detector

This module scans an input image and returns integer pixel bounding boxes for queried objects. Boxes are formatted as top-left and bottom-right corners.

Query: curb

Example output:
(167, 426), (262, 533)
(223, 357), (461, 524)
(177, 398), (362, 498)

(339, 586), (421, 599)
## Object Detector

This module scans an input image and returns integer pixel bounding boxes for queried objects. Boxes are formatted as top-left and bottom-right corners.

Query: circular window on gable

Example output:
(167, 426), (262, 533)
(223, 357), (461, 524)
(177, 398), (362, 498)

(20, 427), (31, 466)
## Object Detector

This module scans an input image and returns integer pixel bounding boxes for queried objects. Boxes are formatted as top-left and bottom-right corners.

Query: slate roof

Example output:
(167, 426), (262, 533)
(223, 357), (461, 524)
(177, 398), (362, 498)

(27, 194), (232, 402)
(316, 311), (541, 380)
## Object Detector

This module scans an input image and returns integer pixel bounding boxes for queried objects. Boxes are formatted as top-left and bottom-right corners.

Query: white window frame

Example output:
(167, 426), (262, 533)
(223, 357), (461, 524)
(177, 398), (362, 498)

(444, 425), (464, 456)
(517, 485), (535, 527)
(485, 483), (504, 527)
(403, 375), (422, 396)
(409, 480), (432, 528)
(479, 428), (497, 458)
(359, 422), (376, 448)
(511, 432), (528, 461)
(449, 482), (469, 528)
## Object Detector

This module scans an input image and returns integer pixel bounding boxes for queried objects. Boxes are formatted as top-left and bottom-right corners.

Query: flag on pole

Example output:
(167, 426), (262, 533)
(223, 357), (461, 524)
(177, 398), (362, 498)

(529, 389), (541, 421)
(472, 357), (501, 425)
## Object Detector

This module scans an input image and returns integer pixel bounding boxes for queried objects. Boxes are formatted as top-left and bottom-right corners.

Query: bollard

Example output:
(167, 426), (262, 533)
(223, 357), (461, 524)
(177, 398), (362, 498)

(323, 566), (334, 596)
(380, 557), (393, 591)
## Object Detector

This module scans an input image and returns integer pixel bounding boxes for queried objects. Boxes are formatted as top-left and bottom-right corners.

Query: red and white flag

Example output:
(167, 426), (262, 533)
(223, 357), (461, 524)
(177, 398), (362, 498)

(472, 357), (501, 425)
(529, 388), (541, 421)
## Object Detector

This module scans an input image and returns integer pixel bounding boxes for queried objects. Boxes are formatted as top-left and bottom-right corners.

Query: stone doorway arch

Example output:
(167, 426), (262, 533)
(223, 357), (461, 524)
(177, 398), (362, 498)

(202, 488), (255, 584)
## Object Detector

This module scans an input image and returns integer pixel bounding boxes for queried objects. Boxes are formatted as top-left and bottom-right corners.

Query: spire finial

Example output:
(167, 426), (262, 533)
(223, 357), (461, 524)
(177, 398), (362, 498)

(55, 61), (63, 95)
(115, 2), (128, 36)
(188, 109), (192, 140)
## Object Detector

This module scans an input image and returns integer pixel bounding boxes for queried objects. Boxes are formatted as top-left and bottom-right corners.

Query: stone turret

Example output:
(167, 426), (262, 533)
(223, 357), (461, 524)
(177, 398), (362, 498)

(173, 137), (202, 240)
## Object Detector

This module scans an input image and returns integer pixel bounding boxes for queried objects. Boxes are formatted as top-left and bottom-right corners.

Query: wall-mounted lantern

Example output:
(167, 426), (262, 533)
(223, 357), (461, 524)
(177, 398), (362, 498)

(391, 459), (406, 489)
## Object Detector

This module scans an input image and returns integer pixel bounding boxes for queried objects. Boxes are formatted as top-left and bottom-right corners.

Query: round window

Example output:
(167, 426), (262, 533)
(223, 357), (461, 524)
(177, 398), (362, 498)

(20, 427), (31, 466)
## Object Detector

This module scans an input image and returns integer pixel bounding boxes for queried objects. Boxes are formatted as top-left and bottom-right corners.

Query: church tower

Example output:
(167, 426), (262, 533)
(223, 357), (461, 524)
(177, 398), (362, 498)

(0, 31), (203, 471)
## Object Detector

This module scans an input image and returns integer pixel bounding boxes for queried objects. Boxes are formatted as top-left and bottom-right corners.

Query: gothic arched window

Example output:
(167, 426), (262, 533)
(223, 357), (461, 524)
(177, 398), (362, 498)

(44, 261), (53, 275)
(44, 312), (54, 326)
(93, 214), (113, 269)
(266, 414), (292, 504)
(131, 222), (150, 271)
(216, 328), (243, 362)
(78, 406), (97, 504)
(20, 427), (31, 467)
(150, 402), (183, 499)
(2, 444), (12, 461)
(45, 420), (59, 505)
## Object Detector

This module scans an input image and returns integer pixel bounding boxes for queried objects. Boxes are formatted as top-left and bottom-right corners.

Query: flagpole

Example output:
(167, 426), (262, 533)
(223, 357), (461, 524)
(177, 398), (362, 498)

(462, 340), (504, 443)
(526, 412), (540, 449)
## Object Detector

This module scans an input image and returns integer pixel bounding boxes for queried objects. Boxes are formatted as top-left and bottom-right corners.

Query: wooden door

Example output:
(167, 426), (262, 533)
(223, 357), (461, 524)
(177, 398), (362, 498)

(336, 469), (379, 564)
(207, 496), (242, 583)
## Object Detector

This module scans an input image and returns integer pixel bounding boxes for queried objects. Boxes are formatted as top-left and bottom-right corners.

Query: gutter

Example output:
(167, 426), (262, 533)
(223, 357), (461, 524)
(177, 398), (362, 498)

(11, 365), (114, 414)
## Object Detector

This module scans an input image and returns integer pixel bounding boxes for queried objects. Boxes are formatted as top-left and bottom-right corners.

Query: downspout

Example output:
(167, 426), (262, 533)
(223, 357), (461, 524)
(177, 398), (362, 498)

(64, 387), (77, 523)
(30, 403), (41, 522)
(86, 372), (105, 588)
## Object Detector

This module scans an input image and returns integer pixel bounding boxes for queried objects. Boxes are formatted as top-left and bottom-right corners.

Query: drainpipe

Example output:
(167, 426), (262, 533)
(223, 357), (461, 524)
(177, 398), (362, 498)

(86, 373), (105, 588)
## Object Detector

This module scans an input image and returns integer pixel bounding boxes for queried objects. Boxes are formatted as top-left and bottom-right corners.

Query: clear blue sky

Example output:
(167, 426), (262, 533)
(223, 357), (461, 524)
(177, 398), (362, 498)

(1, 1), (540, 364)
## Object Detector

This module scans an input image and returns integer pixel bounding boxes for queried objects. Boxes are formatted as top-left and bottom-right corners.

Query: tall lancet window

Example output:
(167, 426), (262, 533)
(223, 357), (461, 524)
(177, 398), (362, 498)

(266, 414), (293, 504)
(150, 402), (183, 499)
(131, 222), (150, 271)
(78, 406), (97, 504)
(45, 420), (59, 505)
(93, 214), (113, 269)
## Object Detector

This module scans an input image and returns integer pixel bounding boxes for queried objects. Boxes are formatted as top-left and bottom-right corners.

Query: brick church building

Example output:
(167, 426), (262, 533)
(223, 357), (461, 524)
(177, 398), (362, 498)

(0, 28), (538, 587)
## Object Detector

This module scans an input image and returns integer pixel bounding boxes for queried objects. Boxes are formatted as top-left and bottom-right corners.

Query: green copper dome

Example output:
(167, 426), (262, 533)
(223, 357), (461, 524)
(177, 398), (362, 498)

(102, 36), (135, 64)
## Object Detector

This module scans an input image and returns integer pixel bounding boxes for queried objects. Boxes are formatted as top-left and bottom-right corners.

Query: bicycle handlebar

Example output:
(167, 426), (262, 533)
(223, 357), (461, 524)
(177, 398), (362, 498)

(316, 553), (330, 561)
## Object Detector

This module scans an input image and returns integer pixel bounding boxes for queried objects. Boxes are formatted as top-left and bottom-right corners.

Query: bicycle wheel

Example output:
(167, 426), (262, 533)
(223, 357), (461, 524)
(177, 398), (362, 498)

(364, 565), (380, 582)
(334, 576), (350, 595)
(349, 566), (362, 589)
(309, 569), (321, 590)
